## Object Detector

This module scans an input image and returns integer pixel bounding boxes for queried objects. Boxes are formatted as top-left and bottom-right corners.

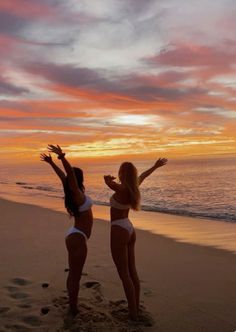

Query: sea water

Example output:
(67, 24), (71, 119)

(1, 156), (235, 222)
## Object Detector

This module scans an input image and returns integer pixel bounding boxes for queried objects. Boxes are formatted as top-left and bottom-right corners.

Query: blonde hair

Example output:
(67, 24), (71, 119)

(119, 162), (140, 210)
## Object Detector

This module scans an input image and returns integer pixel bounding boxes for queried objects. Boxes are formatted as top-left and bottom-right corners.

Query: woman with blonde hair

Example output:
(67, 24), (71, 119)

(104, 158), (167, 320)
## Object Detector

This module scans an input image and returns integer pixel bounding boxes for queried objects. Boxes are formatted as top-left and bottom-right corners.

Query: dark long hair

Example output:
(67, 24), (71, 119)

(63, 167), (85, 217)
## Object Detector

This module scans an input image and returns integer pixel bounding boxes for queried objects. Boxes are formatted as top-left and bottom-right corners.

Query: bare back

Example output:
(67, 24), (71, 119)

(110, 188), (131, 221)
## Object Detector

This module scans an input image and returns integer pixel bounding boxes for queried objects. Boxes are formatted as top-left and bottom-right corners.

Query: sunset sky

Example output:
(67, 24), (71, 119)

(1, 0), (236, 162)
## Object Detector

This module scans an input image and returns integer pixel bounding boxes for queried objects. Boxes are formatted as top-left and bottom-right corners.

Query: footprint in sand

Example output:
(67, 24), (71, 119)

(17, 304), (32, 309)
(79, 302), (92, 311)
(110, 299), (127, 306)
(2, 277), (44, 331)
(11, 278), (32, 286)
(0, 306), (10, 314)
(92, 312), (110, 323)
(4, 323), (31, 332)
(94, 294), (104, 303)
(41, 306), (50, 315)
(21, 315), (42, 327)
(6, 286), (29, 300)
(83, 281), (101, 289)
(54, 281), (103, 309)
(82, 281), (104, 303)
(110, 300), (128, 320)
(9, 292), (30, 300)
(41, 282), (49, 288)
(5, 286), (18, 292)
(64, 302), (112, 327)
(6, 278), (32, 300)
(53, 295), (69, 309)
(143, 288), (153, 297)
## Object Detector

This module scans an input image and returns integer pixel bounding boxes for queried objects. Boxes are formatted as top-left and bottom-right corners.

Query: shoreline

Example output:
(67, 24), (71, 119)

(1, 187), (235, 224)
(1, 195), (236, 254)
(0, 198), (236, 331)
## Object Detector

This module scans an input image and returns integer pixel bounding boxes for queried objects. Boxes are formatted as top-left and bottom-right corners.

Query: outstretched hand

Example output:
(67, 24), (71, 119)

(40, 153), (52, 163)
(47, 144), (63, 156)
(104, 175), (116, 181)
(154, 158), (168, 168)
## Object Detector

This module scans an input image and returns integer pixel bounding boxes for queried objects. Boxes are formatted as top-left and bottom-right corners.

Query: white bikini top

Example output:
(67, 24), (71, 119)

(110, 195), (131, 210)
(79, 195), (93, 212)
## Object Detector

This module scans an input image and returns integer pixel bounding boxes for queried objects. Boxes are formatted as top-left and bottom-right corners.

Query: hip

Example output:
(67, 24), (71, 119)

(111, 218), (134, 236)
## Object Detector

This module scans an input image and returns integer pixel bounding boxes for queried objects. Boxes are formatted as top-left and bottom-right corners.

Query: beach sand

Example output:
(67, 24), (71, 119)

(0, 198), (236, 332)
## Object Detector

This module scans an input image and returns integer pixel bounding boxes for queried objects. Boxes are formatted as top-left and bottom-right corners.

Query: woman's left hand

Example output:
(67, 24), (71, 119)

(47, 144), (63, 156)
(154, 158), (168, 168)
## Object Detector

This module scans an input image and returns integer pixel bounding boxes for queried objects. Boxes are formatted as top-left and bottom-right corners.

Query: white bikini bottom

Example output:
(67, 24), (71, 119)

(66, 227), (88, 241)
(111, 218), (134, 236)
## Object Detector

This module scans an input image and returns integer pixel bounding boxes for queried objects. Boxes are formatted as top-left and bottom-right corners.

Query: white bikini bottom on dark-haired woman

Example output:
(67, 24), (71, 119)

(111, 218), (134, 236)
(66, 227), (88, 241)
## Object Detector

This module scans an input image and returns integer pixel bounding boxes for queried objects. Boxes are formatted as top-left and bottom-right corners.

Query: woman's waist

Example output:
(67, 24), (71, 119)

(110, 209), (129, 221)
(73, 217), (93, 236)
(74, 218), (93, 228)
(75, 209), (93, 221)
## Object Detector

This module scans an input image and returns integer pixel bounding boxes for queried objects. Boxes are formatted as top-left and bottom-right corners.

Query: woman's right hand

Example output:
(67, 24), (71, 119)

(47, 144), (64, 156)
(40, 153), (52, 163)
(154, 158), (168, 168)
(104, 175), (116, 181)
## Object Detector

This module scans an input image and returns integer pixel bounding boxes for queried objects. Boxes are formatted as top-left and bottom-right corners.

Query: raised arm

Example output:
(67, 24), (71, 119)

(104, 175), (122, 192)
(40, 153), (66, 185)
(138, 158), (168, 186)
(47, 145), (84, 205)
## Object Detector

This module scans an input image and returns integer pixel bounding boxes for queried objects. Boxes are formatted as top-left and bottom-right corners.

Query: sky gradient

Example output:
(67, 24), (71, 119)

(1, 0), (236, 162)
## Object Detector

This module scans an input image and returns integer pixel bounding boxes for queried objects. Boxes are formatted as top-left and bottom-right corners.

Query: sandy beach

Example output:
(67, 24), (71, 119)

(0, 197), (236, 332)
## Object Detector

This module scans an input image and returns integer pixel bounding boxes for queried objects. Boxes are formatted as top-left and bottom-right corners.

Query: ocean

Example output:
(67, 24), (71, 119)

(1, 156), (236, 223)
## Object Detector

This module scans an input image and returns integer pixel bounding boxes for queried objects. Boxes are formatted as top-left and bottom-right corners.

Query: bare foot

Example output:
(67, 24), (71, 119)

(68, 306), (79, 317)
(129, 311), (138, 321)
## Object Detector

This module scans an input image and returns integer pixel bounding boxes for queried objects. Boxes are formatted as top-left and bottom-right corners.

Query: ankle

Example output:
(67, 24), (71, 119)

(69, 305), (79, 317)
(129, 309), (138, 321)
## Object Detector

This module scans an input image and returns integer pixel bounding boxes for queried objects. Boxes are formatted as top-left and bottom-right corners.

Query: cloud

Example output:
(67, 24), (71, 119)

(145, 43), (236, 68)
(1, 0), (236, 159)
(0, 12), (27, 36)
(0, 0), (58, 20)
(23, 61), (209, 102)
(0, 77), (29, 95)
(195, 106), (236, 119)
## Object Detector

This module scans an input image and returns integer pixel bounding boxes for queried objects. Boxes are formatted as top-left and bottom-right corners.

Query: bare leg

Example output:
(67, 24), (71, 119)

(128, 231), (140, 313)
(111, 226), (138, 320)
(65, 233), (87, 314)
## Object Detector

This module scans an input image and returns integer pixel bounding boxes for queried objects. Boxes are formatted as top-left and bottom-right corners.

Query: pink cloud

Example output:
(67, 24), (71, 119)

(145, 43), (236, 68)
(0, 0), (55, 19)
(0, 35), (16, 56)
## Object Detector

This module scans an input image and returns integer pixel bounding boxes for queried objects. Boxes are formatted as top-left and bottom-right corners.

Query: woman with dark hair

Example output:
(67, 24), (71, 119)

(104, 158), (167, 320)
(40, 145), (93, 315)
